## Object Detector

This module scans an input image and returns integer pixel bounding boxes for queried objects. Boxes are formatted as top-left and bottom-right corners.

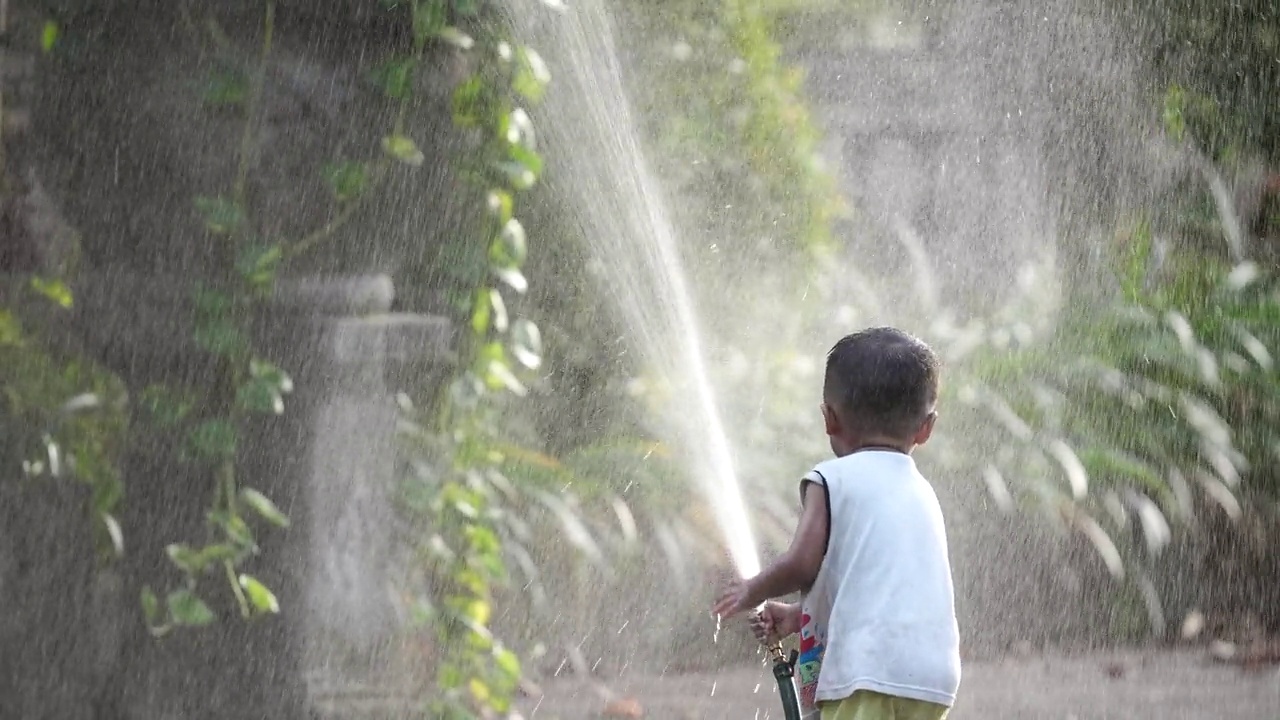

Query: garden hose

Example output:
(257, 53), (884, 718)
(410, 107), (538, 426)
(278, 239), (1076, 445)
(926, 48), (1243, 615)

(760, 614), (803, 720)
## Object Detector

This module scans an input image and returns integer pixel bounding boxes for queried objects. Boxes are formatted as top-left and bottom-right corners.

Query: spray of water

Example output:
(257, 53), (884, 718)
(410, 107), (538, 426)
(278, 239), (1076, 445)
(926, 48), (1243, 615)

(518, 0), (761, 578)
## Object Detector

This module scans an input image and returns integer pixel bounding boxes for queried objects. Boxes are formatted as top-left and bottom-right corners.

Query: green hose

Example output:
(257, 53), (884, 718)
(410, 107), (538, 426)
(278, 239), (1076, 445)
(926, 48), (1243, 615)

(771, 647), (802, 720)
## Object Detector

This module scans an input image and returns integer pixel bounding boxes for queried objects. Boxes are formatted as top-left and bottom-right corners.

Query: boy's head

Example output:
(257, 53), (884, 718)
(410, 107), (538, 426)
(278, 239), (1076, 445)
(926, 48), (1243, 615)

(821, 326), (940, 455)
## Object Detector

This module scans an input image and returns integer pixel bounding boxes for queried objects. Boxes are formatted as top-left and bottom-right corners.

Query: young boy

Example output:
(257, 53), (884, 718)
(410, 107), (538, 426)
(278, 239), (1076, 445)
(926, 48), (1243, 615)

(713, 327), (961, 720)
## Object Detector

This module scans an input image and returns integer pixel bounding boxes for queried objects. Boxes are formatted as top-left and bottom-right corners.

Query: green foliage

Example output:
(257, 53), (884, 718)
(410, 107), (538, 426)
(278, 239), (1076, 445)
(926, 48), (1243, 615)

(40, 21), (58, 53)
(8, 0), (559, 708)
(720, 0), (843, 257)
(622, 0), (845, 267)
(29, 277), (73, 308)
(383, 0), (559, 716)
(322, 161), (370, 202)
(382, 133), (427, 167)
(953, 222), (1280, 629)
(0, 286), (127, 562)
(1141, 0), (1280, 165)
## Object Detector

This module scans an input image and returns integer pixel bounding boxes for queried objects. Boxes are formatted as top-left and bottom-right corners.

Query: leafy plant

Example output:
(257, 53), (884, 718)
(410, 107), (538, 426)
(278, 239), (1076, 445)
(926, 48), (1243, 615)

(0, 305), (127, 562)
(140, 0), (436, 633)
(949, 217), (1280, 633)
(388, 1), (561, 716)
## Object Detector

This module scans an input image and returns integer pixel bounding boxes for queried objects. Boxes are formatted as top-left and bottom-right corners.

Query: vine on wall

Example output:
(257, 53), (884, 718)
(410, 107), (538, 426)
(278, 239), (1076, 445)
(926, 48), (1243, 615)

(127, 2), (556, 679)
(388, 0), (556, 716)
(11, 0), (556, 711)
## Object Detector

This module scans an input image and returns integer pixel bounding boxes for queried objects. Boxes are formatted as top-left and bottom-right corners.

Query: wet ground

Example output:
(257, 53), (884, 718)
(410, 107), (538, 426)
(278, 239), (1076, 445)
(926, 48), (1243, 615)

(528, 650), (1280, 720)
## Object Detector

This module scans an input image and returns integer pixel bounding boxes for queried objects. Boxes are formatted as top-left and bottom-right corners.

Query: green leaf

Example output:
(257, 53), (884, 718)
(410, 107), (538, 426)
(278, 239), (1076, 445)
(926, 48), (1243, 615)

(412, 1), (447, 46)
(210, 511), (257, 549)
(488, 288), (509, 333)
(486, 359), (528, 396)
(40, 21), (58, 53)
(30, 277), (73, 308)
(236, 379), (284, 414)
(494, 646), (521, 679)
(199, 543), (240, 565)
(237, 359), (291, 415)
(141, 586), (164, 626)
(0, 309), (22, 346)
(91, 476), (124, 516)
(192, 287), (234, 316)
(207, 510), (257, 551)
(250, 359), (293, 393)
(490, 218), (527, 267)
(381, 134), (425, 167)
(60, 393), (101, 415)
(463, 598), (492, 626)
(140, 385), (195, 428)
(240, 488), (291, 528)
(514, 47), (551, 102)
(193, 319), (248, 357)
(508, 143), (543, 179)
(166, 543), (205, 574)
(101, 513), (124, 557)
(505, 108), (537, 149)
(194, 196), (245, 235)
(438, 27), (474, 50)
(496, 160), (536, 190)
(203, 68), (250, 107)
(238, 574), (280, 614)
(510, 319), (542, 370)
(323, 161), (370, 202)
(493, 266), (528, 294)
(465, 524), (501, 554)
(187, 419), (238, 461)
(451, 76), (487, 128)
(369, 57), (415, 100)
(454, 0), (481, 15)
(167, 543), (238, 575)
(486, 190), (513, 223)
(235, 243), (282, 291)
(167, 589), (216, 626)
(470, 287), (491, 335)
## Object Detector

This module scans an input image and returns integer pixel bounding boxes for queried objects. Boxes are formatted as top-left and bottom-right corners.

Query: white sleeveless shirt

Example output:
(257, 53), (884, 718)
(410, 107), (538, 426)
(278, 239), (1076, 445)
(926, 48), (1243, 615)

(795, 451), (961, 713)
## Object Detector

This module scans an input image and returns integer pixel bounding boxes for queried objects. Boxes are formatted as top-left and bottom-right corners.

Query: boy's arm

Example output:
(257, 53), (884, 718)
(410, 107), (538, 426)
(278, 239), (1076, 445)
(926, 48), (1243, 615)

(741, 480), (828, 608)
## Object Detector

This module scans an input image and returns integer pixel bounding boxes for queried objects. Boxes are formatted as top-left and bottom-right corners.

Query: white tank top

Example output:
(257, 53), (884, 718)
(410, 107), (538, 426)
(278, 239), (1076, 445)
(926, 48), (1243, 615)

(796, 450), (961, 712)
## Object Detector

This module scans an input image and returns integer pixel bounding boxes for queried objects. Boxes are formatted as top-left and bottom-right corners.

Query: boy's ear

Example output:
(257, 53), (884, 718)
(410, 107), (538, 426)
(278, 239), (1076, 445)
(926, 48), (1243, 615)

(820, 402), (840, 436)
(913, 411), (938, 445)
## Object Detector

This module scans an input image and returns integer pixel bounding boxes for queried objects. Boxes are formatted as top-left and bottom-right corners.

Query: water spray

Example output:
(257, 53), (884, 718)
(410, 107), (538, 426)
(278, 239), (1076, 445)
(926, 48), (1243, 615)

(517, 1), (805, 716)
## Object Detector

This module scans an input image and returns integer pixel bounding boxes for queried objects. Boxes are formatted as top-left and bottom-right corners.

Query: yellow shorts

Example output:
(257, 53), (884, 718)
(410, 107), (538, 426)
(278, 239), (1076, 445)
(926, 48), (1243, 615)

(819, 690), (950, 720)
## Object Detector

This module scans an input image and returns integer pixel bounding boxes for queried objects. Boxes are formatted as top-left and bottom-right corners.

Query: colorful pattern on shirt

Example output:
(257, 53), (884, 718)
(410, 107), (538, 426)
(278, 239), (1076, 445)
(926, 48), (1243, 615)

(797, 608), (826, 713)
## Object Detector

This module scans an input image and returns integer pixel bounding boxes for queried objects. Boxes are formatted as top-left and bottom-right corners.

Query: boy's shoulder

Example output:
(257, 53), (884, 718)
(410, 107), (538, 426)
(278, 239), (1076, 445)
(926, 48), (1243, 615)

(810, 451), (918, 479)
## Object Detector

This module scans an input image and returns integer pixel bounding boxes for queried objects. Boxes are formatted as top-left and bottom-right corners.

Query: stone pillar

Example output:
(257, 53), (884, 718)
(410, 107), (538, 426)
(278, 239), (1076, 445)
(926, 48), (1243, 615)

(0, 270), (450, 719)
(263, 278), (452, 691)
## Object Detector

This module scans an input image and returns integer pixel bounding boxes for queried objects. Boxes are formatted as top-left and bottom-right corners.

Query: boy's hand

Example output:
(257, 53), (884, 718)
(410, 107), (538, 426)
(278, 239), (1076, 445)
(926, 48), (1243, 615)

(750, 601), (801, 645)
(711, 578), (754, 619)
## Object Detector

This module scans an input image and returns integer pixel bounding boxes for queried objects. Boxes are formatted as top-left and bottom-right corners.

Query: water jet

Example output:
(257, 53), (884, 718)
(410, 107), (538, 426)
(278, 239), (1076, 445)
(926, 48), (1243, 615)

(518, 0), (762, 580)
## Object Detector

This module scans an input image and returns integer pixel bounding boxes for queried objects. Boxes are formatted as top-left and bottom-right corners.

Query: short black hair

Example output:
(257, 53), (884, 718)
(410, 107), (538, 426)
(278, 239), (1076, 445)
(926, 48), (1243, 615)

(823, 327), (940, 438)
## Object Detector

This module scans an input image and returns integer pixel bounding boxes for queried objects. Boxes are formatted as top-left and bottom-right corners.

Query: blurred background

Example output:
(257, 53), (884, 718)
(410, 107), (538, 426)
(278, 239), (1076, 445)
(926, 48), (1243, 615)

(0, 0), (1277, 718)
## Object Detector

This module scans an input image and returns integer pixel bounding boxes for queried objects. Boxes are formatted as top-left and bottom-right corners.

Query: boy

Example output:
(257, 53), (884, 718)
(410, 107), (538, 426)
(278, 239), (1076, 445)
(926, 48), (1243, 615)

(713, 327), (961, 720)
